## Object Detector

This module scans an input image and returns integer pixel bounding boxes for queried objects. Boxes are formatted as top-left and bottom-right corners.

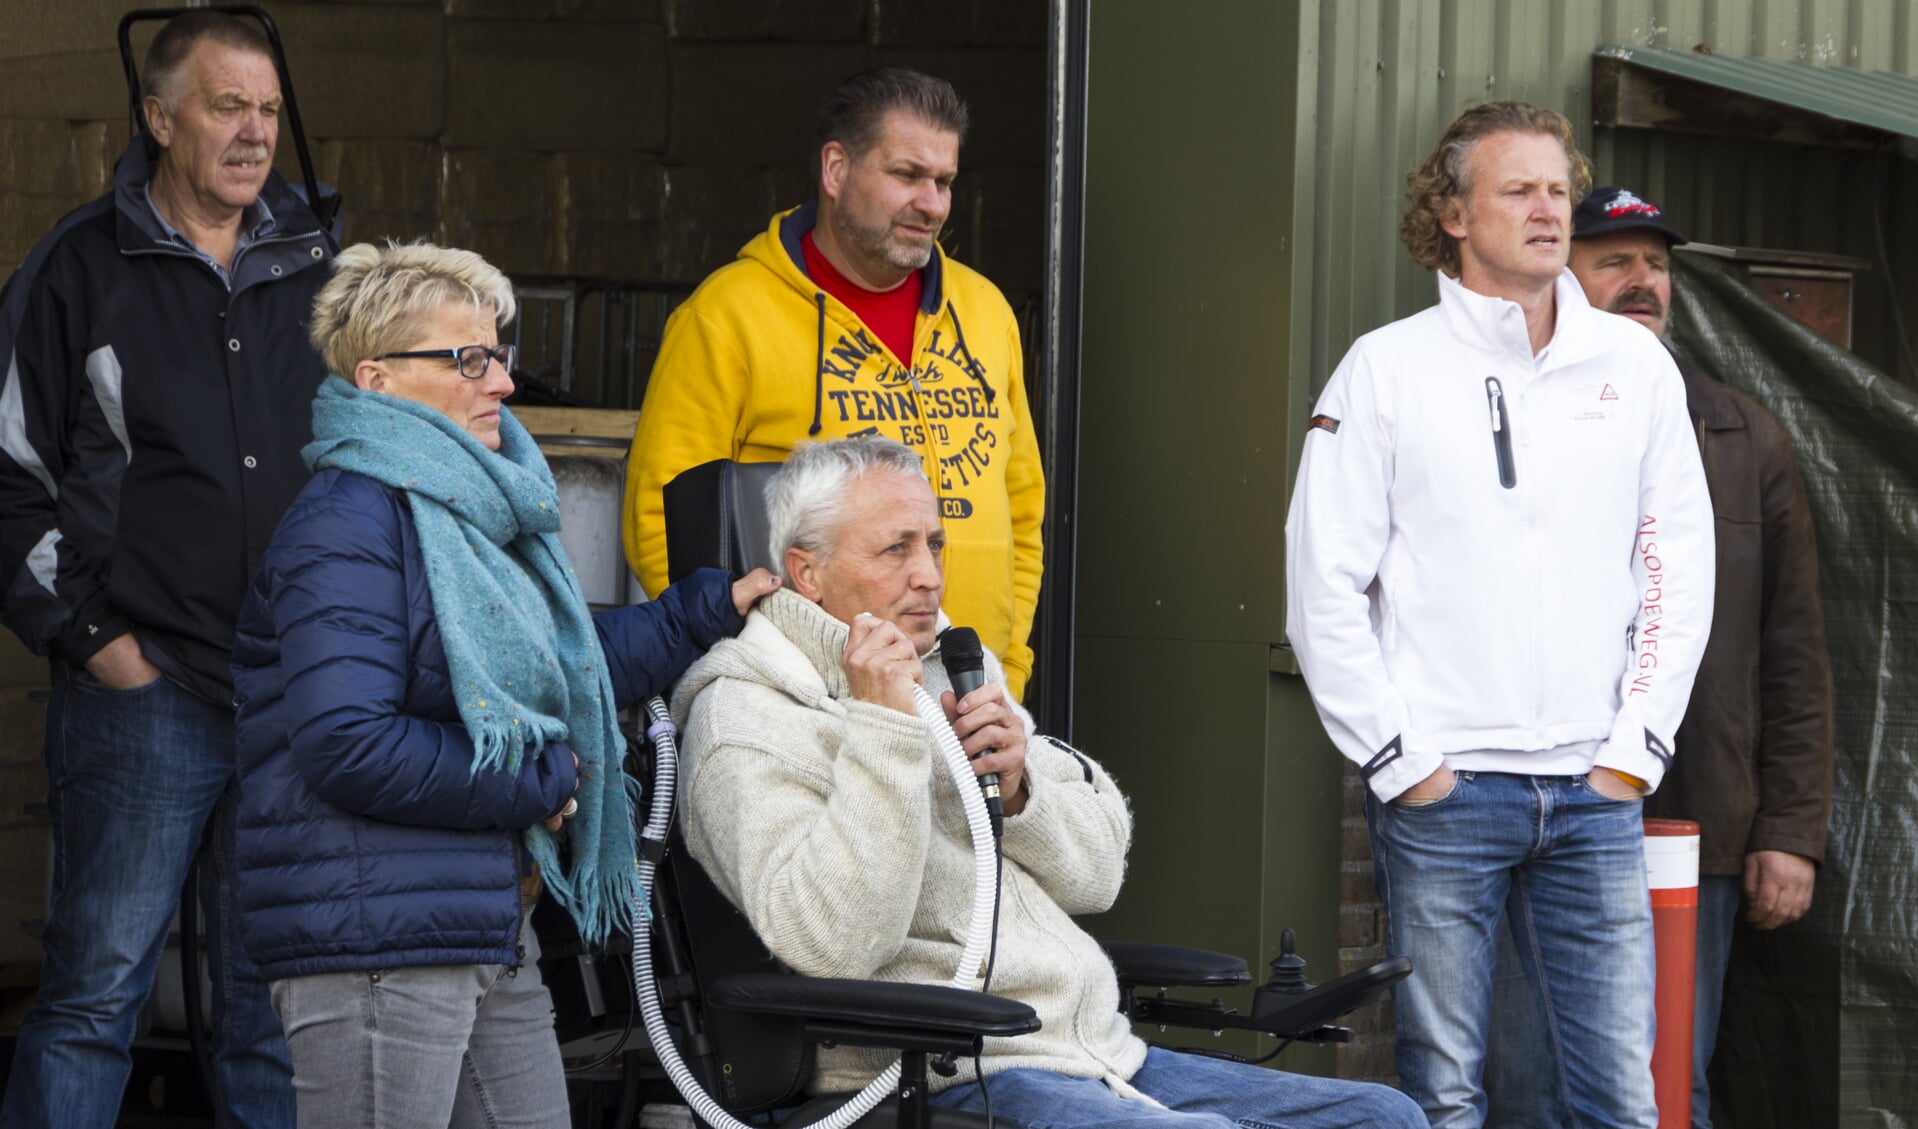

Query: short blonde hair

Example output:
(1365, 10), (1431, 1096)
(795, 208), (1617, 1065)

(1400, 101), (1593, 276)
(308, 241), (517, 378)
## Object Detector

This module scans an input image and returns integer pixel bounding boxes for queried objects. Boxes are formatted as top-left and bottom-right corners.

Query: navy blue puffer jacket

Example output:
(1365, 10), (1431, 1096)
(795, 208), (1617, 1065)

(231, 468), (740, 981)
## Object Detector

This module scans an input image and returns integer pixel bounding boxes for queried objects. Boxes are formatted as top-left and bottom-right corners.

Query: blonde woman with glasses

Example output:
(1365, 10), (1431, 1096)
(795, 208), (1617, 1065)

(227, 241), (777, 1128)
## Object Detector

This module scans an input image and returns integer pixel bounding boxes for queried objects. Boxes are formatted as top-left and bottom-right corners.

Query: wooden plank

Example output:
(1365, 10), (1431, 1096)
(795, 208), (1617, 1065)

(511, 405), (638, 460)
(1677, 243), (1871, 272)
(1592, 56), (1889, 151)
(511, 405), (638, 441)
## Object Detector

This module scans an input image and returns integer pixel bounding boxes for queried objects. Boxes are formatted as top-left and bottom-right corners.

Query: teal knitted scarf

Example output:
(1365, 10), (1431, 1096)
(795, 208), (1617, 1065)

(304, 374), (634, 946)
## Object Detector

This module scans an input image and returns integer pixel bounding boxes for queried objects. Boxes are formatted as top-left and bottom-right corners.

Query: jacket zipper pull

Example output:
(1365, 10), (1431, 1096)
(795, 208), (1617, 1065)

(1485, 377), (1518, 489)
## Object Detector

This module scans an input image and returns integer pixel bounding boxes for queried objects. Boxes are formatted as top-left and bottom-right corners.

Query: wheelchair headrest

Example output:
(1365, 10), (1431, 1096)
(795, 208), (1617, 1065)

(662, 459), (783, 584)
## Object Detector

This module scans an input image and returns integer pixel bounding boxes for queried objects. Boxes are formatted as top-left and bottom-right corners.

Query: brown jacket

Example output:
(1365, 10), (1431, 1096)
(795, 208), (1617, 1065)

(1648, 362), (1834, 875)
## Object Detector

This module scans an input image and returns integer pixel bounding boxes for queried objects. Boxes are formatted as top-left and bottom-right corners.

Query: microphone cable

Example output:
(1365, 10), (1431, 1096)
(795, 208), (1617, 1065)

(972, 842), (1004, 1128)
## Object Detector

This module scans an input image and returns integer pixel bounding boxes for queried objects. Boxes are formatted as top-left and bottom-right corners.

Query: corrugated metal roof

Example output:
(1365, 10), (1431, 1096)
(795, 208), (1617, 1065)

(1598, 43), (1918, 139)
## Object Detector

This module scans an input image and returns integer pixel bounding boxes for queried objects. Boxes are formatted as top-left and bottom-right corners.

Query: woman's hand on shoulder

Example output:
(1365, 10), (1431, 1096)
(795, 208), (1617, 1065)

(731, 568), (781, 616)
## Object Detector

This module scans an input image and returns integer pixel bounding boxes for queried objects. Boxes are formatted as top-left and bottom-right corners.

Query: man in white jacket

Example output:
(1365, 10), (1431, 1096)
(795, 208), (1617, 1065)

(1285, 103), (1714, 1129)
(677, 437), (1423, 1129)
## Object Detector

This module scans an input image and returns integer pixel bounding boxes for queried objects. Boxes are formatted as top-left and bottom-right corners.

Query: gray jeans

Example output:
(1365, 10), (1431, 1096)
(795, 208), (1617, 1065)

(269, 928), (569, 1129)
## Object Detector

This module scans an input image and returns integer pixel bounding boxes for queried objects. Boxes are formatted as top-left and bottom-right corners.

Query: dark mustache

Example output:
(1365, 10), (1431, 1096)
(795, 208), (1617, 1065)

(1609, 286), (1664, 317)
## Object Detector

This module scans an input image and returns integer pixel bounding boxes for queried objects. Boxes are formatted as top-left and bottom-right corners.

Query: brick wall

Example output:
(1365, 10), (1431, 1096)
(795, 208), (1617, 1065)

(0, 0), (1048, 404)
(1337, 763), (1399, 1085)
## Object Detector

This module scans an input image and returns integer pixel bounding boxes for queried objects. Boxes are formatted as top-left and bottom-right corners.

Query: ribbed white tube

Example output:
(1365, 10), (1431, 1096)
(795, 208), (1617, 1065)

(632, 687), (998, 1129)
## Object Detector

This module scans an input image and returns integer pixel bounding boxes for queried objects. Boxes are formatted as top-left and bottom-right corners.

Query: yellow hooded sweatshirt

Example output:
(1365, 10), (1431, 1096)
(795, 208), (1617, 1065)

(624, 203), (1045, 695)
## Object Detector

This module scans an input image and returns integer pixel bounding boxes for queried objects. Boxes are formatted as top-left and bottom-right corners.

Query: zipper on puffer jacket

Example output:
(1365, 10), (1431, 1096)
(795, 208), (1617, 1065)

(1485, 376), (1517, 489)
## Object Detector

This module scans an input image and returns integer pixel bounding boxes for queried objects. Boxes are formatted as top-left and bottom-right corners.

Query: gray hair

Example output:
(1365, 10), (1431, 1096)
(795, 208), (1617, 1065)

(309, 241), (518, 378)
(765, 437), (931, 581)
(142, 11), (273, 110)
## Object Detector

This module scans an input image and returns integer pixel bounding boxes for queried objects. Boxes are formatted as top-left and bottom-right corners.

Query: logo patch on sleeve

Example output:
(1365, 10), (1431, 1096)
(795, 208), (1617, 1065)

(1308, 414), (1341, 435)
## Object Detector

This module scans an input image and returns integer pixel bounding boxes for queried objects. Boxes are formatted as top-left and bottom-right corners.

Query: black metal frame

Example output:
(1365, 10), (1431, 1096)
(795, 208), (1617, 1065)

(1032, 0), (1092, 741)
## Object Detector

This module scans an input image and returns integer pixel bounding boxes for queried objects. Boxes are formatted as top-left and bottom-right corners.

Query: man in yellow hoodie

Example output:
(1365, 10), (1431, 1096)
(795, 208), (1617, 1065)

(623, 67), (1045, 697)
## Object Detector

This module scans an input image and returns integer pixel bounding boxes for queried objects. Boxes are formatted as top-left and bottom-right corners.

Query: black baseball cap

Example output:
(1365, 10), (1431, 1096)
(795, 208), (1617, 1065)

(1572, 186), (1688, 246)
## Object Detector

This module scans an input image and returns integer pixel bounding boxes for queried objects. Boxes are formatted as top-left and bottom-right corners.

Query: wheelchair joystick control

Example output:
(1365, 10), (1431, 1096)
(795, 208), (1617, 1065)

(1252, 928), (1313, 1019)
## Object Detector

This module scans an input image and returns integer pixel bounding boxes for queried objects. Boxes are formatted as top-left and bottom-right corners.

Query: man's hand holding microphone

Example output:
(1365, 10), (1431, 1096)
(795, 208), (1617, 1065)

(939, 627), (1027, 824)
(838, 619), (1027, 825)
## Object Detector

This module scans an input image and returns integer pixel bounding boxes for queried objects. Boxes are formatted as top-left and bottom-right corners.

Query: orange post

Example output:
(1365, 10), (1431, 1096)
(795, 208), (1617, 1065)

(1644, 818), (1700, 1129)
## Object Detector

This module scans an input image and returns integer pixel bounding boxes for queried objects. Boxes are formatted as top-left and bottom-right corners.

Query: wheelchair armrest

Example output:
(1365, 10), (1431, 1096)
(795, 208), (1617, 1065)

(1251, 955), (1412, 1038)
(708, 973), (1041, 1039)
(1101, 941), (1251, 988)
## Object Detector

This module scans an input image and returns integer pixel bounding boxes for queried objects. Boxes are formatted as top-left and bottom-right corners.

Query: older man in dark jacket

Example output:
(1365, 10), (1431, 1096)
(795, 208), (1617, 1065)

(1486, 187), (1835, 1129)
(0, 14), (336, 1128)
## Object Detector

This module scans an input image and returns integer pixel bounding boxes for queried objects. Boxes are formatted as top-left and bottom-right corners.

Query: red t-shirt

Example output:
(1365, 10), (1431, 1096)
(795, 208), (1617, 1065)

(801, 231), (924, 365)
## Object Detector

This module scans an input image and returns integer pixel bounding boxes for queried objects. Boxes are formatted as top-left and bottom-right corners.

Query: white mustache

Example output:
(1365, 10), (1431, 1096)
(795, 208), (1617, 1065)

(224, 146), (269, 165)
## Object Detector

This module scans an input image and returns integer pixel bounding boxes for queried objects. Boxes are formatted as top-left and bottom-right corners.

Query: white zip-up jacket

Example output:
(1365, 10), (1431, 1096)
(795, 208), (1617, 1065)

(1285, 270), (1714, 802)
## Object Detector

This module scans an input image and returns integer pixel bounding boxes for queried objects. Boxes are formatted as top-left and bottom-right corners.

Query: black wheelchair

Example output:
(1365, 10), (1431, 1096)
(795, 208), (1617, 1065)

(539, 458), (1411, 1129)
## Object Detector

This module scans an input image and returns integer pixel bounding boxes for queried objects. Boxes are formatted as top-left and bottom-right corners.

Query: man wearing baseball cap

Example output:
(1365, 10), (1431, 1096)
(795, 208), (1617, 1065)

(1486, 186), (1835, 1129)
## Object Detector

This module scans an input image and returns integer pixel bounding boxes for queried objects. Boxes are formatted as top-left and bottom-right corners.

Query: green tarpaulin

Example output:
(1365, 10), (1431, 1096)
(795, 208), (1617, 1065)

(1669, 252), (1918, 1128)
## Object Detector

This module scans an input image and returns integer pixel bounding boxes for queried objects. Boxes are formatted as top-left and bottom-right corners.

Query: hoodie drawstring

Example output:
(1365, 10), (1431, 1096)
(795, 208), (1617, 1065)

(945, 301), (995, 407)
(810, 292), (826, 436)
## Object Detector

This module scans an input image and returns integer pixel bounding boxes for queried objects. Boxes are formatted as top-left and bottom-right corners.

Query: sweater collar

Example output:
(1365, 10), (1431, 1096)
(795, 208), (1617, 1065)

(754, 589), (953, 700)
(756, 590), (856, 699)
(1434, 268), (1609, 371)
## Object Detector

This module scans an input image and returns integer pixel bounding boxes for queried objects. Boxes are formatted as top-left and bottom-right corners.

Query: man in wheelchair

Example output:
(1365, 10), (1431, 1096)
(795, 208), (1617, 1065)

(669, 436), (1422, 1128)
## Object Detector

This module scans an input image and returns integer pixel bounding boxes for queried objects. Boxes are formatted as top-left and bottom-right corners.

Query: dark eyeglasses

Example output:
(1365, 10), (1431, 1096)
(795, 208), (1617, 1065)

(374, 343), (517, 380)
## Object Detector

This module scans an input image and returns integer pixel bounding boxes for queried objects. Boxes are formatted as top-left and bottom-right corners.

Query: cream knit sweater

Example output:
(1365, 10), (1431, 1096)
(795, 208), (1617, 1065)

(671, 590), (1147, 1096)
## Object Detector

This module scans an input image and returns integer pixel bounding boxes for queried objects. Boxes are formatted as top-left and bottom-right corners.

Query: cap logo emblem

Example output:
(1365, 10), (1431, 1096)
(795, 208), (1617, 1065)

(1605, 190), (1661, 219)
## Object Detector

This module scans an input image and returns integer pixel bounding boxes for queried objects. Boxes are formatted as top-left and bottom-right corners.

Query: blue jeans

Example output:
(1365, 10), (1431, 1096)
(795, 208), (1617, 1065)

(1483, 874), (1740, 1129)
(928, 1045), (1424, 1128)
(1688, 876), (1739, 1129)
(1366, 771), (1657, 1129)
(0, 664), (294, 1129)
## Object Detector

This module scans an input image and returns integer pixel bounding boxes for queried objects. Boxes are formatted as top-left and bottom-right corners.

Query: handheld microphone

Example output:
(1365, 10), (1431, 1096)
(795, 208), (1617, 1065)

(939, 627), (1002, 836)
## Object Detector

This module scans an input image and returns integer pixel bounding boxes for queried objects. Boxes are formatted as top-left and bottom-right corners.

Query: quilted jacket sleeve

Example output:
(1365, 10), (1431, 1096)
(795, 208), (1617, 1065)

(594, 567), (743, 709)
(272, 477), (576, 831)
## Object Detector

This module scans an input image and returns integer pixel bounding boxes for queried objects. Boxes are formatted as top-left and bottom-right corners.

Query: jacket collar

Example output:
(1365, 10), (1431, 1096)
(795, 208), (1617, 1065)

(1675, 354), (1746, 431)
(110, 139), (328, 277)
(1434, 268), (1612, 371)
